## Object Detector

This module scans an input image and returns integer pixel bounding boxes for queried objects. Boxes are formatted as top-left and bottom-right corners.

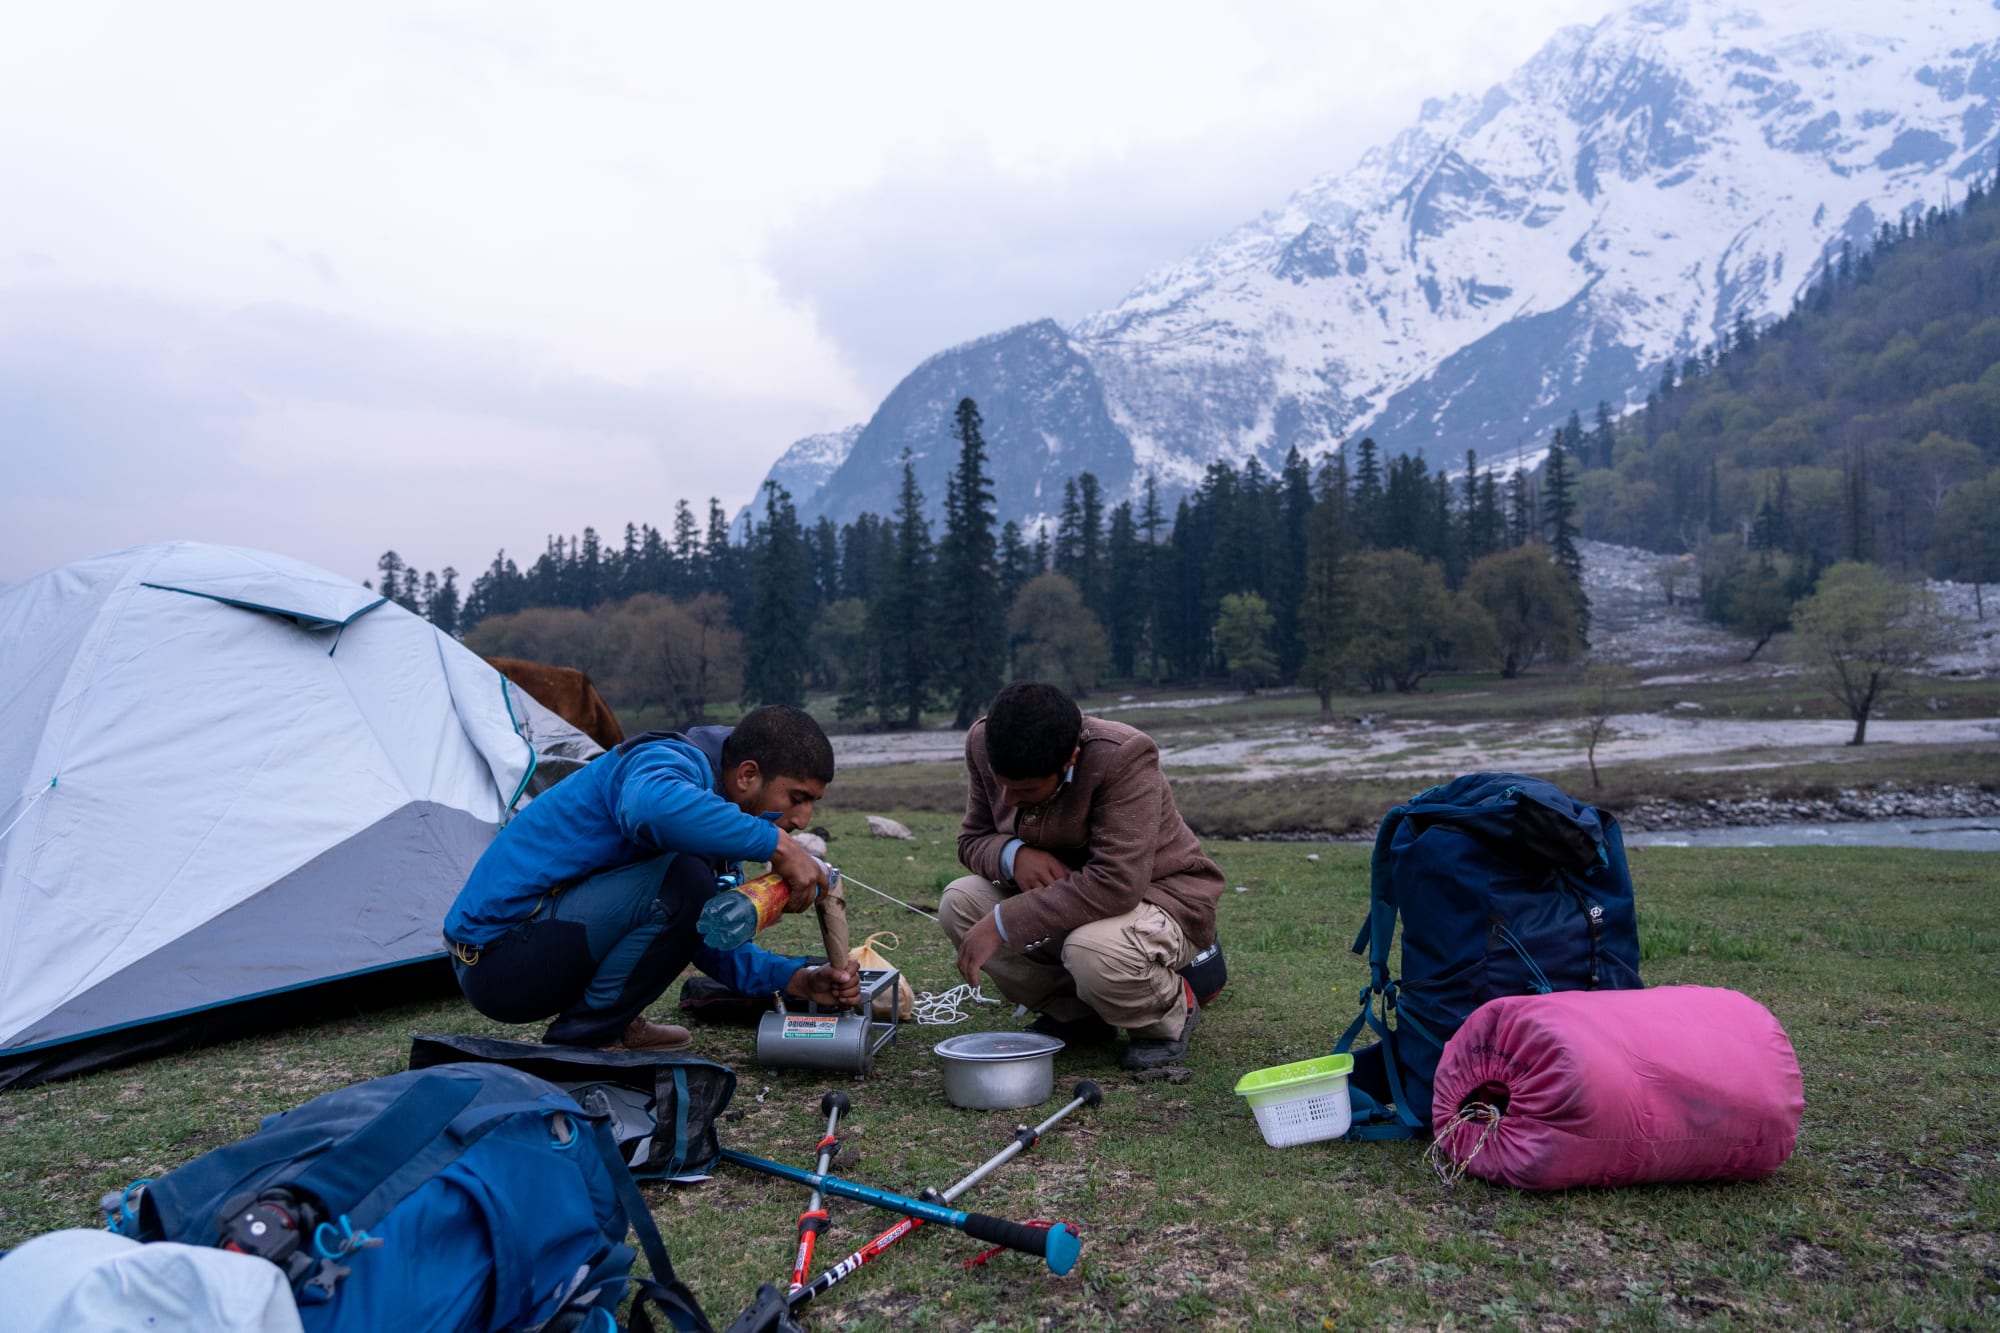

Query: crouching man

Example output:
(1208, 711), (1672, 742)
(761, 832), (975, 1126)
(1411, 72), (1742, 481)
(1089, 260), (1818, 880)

(944, 682), (1225, 1070)
(443, 704), (859, 1050)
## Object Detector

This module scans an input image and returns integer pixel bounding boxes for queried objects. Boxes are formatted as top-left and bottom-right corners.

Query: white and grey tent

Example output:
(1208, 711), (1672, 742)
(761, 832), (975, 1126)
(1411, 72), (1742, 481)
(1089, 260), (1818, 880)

(0, 542), (600, 1087)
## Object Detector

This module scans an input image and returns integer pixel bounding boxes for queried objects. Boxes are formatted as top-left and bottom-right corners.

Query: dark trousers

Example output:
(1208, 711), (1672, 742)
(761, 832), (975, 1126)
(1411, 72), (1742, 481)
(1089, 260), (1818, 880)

(452, 852), (714, 1046)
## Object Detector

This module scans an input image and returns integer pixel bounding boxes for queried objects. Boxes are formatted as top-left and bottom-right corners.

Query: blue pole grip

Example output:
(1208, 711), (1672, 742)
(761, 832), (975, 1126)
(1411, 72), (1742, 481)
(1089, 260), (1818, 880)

(719, 1149), (1080, 1272)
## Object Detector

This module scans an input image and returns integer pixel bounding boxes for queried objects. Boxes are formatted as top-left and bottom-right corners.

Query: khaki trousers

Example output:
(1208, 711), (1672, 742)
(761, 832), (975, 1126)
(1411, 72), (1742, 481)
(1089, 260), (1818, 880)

(938, 875), (1194, 1040)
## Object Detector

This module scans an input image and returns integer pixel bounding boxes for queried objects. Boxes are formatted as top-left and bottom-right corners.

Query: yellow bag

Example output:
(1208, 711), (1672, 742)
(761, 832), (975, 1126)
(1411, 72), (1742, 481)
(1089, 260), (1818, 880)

(850, 931), (916, 1021)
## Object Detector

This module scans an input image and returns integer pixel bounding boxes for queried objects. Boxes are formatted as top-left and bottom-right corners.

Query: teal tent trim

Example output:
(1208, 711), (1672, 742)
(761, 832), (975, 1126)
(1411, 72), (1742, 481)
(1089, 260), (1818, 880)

(140, 583), (389, 633)
(498, 678), (537, 819)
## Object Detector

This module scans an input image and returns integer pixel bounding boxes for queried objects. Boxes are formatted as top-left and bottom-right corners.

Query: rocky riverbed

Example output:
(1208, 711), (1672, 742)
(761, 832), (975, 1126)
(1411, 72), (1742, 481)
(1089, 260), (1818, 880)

(1613, 781), (2000, 832)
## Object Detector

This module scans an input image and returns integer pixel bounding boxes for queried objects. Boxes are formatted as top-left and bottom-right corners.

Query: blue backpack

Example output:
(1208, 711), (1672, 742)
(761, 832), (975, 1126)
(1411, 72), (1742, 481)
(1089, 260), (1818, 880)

(106, 1063), (713, 1332)
(1336, 773), (1643, 1139)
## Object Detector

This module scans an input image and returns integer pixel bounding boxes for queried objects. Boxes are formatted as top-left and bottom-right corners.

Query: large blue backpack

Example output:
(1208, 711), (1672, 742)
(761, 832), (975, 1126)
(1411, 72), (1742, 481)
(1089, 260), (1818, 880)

(1336, 773), (1643, 1139)
(106, 1062), (713, 1332)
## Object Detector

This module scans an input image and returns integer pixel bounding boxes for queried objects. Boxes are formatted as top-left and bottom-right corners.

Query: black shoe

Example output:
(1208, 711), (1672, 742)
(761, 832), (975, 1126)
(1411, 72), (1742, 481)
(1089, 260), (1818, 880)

(1028, 1011), (1118, 1046)
(1118, 979), (1199, 1071)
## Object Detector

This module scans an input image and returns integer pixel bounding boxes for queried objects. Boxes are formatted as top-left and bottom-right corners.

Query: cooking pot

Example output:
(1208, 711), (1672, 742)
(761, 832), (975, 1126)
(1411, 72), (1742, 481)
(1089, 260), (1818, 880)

(933, 1031), (1064, 1109)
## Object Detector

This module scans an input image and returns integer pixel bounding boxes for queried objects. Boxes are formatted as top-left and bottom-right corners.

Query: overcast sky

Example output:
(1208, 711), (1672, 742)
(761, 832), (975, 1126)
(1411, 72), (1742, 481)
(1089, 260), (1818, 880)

(0, 0), (1613, 587)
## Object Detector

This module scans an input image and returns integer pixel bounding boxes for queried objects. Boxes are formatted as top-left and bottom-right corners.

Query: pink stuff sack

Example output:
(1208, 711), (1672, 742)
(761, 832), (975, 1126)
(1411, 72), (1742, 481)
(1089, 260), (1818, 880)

(1430, 986), (1804, 1190)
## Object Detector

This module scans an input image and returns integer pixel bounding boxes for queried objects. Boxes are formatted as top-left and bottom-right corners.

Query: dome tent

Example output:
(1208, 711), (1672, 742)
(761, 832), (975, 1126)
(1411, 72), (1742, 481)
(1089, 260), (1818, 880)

(0, 542), (599, 1088)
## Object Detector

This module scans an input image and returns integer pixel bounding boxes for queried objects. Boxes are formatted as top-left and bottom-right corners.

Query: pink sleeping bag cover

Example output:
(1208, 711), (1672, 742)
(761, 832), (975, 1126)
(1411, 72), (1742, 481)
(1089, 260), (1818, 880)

(1431, 985), (1803, 1190)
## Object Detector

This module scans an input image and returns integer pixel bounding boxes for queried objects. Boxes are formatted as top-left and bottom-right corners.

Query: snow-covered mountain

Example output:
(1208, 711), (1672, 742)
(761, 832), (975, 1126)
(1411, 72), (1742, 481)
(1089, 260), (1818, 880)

(769, 0), (2000, 528)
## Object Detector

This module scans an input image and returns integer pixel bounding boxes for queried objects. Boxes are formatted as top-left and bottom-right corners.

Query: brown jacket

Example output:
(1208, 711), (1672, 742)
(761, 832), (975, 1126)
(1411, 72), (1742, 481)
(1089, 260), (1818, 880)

(958, 715), (1224, 952)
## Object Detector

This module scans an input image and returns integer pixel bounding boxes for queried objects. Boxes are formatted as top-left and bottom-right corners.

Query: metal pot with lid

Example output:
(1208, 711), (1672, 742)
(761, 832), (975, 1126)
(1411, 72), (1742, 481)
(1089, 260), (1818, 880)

(933, 1031), (1065, 1109)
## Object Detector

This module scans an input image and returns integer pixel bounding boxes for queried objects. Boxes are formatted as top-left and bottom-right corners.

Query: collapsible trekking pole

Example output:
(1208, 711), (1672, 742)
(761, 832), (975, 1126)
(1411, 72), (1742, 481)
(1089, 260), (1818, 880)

(788, 1091), (850, 1293)
(717, 1150), (1082, 1275)
(788, 1080), (1102, 1312)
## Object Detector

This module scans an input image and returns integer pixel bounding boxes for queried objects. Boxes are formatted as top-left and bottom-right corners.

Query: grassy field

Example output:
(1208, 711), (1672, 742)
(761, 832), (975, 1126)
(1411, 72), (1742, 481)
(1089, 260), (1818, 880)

(2, 807), (1994, 1330)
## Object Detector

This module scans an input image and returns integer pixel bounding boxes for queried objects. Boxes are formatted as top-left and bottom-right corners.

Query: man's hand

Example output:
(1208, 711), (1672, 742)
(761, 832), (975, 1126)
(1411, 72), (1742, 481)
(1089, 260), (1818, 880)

(1011, 846), (1069, 891)
(769, 832), (827, 912)
(956, 911), (1005, 987)
(786, 960), (861, 1009)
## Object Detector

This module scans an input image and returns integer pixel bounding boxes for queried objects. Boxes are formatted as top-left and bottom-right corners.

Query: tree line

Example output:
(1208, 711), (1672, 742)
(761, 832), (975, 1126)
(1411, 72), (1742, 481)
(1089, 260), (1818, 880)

(1556, 160), (2000, 632)
(386, 398), (1592, 728)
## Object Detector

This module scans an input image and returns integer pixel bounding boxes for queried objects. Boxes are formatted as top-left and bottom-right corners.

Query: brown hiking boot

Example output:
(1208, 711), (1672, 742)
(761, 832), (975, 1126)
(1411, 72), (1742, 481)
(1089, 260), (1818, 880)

(603, 1015), (694, 1052)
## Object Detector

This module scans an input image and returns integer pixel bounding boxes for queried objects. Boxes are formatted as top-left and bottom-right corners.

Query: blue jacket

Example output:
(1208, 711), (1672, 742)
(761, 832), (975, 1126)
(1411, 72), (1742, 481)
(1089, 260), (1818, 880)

(444, 728), (804, 996)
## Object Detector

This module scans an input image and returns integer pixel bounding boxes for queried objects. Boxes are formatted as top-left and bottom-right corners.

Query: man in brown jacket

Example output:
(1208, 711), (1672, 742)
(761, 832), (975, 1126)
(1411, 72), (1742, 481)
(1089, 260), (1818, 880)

(944, 681), (1225, 1070)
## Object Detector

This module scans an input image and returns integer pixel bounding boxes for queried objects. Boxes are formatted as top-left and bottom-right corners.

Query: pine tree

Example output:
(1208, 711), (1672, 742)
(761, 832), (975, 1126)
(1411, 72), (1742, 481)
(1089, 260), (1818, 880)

(1138, 475), (1167, 680)
(670, 500), (700, 596)
(1542, 434), (1590, 642)
(1544, 435), (1582, 577)
(810, 517), (841, 612)
(744, 482), (812, 707)
(1592, 401), (1617, 470)
(1299, 460), (1355, 722)
(839, 514), (884, 603)
(1272, 447), (1314, 677)
(1507, 468), (1534, 548)
(1077, 472), (1105, 616)
(1381, 452), (1430, 553)
(1053, 478), (1083, 586)
(1475, 468), (1504, 559)
(429, 567), (461, 637)
(375, 551), (406, 608)
(997, 521), (1032, 608)
(619, 523), (640, 598)
(577, 527), (603, 609)
(639, 524), (667, 595)
(935, 398), (1003, 728)
(1162, 497), (1202, 678)
(1104, 501), (1143, 678)
(869, 453), (936, 728)
(1432, 472), (1464, 587)
(1844, 448), (1873, 562)
(706, 500), (747, 625)
(1350, 437), (1384, 548)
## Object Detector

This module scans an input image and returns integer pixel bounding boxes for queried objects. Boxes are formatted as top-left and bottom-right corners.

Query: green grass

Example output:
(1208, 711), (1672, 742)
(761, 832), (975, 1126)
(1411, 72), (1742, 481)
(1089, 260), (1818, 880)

(2, 819), (1995, 1329)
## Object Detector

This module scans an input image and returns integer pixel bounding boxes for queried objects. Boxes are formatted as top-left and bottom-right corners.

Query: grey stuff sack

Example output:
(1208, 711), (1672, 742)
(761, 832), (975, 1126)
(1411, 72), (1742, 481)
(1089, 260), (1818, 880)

(407, 1033), (736, 1179)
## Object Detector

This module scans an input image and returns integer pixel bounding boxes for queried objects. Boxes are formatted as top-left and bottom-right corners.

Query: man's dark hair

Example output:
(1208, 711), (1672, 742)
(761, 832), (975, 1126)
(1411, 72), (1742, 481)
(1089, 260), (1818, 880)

(984, 682), (1082, 779)
(723, 704), (835, 784)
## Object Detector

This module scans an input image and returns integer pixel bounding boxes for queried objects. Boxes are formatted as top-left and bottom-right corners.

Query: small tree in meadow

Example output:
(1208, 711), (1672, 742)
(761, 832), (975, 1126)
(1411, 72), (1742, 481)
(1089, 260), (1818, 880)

(1214, 591), (1278, 694)
(1789, 562), (1954, 745)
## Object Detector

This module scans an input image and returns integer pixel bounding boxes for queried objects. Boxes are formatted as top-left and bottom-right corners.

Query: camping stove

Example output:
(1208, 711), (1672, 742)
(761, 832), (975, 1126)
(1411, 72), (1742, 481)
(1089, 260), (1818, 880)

(754, 967), (901, 1074)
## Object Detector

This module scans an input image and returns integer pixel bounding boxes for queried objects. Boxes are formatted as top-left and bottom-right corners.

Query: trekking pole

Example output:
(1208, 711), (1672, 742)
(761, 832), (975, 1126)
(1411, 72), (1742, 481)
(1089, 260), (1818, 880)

(790, 1080), (1102, 1311)
(788, 1091), (849, 1294)
(716, 1152), (1082, 1275)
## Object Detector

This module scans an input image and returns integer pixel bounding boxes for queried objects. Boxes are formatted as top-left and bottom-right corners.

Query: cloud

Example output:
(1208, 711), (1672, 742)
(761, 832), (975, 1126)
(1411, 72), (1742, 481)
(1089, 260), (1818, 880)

(765, 140), (1298, 392)
(0, 285), (846, 584)
(764, 2), (1618, 398)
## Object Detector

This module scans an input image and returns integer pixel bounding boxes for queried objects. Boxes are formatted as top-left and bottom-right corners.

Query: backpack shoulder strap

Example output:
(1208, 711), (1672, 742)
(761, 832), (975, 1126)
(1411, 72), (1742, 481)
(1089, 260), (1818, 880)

(1333, 804), (1429, 1139)
(584, 1119), (713, 1333)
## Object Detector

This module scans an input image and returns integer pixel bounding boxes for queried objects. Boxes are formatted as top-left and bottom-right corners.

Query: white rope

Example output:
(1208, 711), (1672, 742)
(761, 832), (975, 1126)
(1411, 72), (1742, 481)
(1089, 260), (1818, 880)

(839, 871), (938, 920)
(0, 777), (55, 847)
(912, 983), (999, 1026)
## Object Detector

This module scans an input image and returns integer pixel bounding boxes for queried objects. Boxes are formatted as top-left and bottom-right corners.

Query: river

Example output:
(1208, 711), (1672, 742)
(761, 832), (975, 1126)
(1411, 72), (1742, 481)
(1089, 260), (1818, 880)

(1623, 817), (2000, 852)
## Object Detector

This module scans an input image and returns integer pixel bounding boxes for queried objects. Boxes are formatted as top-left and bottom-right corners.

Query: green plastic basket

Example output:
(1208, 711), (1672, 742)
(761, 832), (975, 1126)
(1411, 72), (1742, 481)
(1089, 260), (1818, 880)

(1233, 1054), (1354, 1147)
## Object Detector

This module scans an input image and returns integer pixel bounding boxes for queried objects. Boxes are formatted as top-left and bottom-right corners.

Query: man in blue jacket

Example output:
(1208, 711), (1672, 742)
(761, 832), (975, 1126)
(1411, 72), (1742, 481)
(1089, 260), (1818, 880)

(444, 704), (860, 1050)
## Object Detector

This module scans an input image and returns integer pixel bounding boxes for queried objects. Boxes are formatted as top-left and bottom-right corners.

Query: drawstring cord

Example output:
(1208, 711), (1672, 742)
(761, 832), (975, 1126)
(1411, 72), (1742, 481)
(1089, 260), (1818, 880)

(1427, 1102), (1504, 1186)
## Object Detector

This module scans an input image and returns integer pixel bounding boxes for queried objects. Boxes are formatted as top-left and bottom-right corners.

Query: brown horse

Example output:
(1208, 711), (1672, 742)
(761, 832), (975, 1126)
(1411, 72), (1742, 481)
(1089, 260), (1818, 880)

(485, 658), (626, 750)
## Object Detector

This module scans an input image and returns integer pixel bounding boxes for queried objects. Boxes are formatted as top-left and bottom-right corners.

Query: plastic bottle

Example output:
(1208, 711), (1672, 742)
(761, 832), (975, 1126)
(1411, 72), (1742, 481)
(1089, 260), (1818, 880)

(698, 860), (835, 950)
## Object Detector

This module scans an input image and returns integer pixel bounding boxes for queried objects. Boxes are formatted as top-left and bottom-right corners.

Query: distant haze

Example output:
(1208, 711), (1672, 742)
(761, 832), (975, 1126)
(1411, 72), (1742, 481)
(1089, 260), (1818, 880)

(0, 0), (1611, 585)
